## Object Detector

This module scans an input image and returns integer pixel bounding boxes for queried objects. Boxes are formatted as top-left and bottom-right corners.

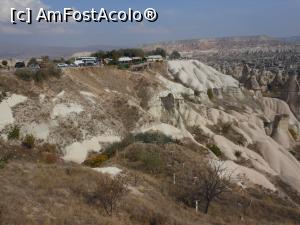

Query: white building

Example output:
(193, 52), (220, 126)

(146, 55), (164, 62)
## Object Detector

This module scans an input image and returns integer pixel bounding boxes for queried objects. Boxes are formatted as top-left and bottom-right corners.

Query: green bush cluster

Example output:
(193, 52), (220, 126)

(104, 132), (177, 160)
(15, 68), (34, 81)
(139, 151), (162, 172)
(104, 134), (135, 158)
(126, 148), (162, 173)
(15, 63), (61, 82)
(135, 132), (176, 144)
(207, 144), (222, 157)
(8, 126), (20, 140)
(34, 64), (62, 82)
(22, 134), (35, 149)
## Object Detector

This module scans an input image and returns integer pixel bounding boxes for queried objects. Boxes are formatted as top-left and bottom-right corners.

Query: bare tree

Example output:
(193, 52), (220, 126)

(200, 161), (232, 214)
(173, 160), (232, 214)
(90, 174), (128, 216)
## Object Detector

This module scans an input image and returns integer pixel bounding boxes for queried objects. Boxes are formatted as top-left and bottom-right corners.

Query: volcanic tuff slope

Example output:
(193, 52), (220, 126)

(1, 60), (300, 203)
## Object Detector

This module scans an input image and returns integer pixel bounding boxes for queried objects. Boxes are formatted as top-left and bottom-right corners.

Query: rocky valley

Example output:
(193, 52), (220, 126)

(0, 59), (300, 224)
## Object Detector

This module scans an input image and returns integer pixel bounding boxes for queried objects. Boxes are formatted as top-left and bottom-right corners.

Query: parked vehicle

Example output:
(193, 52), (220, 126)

(57, 63), (69, 68)
(15, 61), (25, 68)
(74, 57), (98, 66)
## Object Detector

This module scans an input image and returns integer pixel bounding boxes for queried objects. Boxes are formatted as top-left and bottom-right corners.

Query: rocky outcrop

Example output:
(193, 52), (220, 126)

(271, 114), (292, 148)
(270, 70), (285, 91)
(245, 75), (261, 91)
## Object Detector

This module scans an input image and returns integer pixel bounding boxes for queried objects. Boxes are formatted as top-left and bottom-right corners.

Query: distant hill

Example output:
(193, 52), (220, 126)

(0, 44), (123, 60)
(281, 36), (300, 44)
(141, 35), (297, 53)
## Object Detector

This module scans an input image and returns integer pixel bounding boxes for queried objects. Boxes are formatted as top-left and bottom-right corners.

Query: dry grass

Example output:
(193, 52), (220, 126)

(0, 139), (300, 225)
(0, 162), (132, 225)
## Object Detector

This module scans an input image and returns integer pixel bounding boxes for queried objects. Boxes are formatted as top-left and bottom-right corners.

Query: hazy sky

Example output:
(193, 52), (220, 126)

(0, 0), (300, 47)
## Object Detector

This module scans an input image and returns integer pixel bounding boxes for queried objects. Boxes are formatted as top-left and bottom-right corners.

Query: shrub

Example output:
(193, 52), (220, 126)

(34, 63), (62, 82)
(15, 63), (62, 82)
(104, 134), (135, 158)
(207, 88), (214, 100)
(39, 143), (57, 153)
(194, 90), (201, 97)
(149, 212), (169, 225)
(140, 151), (162, 173)
(221, 122), (232, 134)
(34, 69), (48, 82)
(40, 152), (60, 164)
(0, 149), (12, 169)
(27, 57), (38, 66)
(15, 68), (34, 81)
(89, 174), (128, 216)
(1, 60), (8, 66)
(126, 148), (162, 173)
(189, 126), (210, 144)
(235, 150), (242, 158)
(104, 132), (177, 159)
(172, 161), (232, 214)
(207, 144), (222, 157)
(8, 126), (20, 140)
(22, 134), (35, 149)
(83, 154), (109, 168)
(0, 160), (5, 169)
(135, 132), (175, 145)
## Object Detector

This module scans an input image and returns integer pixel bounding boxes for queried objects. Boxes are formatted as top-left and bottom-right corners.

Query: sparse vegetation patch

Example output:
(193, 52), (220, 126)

(8, 126), (20, 140)
(22, 134), (35, 149)
(207, 144), (222, 157)
(83, 154), (109, 168)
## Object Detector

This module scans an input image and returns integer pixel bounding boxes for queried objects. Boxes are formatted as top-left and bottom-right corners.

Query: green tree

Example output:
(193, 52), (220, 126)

(170, 51), (181, 59)
(27, 57), (38, 66)
(153, 48), (166, 57)
(91, 50), (107, 60)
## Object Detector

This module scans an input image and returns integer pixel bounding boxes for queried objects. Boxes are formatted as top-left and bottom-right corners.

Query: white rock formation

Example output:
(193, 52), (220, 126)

(0, 94), (27, 131)
(167, 60), (239, 92)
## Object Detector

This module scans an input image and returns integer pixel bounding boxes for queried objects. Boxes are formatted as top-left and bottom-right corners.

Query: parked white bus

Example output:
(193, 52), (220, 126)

(74, 57), (98, 66)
